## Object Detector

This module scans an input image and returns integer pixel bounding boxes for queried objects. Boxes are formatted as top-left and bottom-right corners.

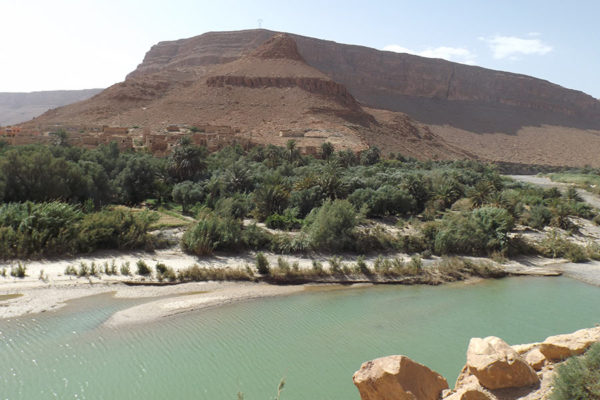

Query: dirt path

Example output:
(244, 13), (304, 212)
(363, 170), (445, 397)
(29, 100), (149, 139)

(508, 175), (600, 209)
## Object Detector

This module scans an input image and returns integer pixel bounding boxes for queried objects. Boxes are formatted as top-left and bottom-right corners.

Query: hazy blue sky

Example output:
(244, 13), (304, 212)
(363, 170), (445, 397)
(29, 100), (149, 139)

(1, 0), (599, 98)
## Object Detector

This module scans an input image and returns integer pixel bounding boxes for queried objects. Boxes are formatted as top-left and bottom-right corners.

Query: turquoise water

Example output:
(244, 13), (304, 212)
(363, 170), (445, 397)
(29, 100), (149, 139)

(1, 277), (600, 399)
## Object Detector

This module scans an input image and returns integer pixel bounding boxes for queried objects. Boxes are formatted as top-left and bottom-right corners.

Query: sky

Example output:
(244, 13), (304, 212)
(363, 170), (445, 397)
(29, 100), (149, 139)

(1, 0), (599, 98)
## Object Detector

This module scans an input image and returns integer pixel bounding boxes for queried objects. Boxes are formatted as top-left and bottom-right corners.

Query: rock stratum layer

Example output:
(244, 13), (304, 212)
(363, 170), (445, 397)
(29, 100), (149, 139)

(15, 29), (600, 166)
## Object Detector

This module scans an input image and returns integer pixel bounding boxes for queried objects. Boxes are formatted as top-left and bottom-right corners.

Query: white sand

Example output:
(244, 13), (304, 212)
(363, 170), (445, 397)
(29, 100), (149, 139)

(104, 282), (307, 328)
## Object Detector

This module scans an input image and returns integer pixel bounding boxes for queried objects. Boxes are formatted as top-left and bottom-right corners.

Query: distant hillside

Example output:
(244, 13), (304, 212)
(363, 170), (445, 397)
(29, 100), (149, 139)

(0, 89), (102, 126)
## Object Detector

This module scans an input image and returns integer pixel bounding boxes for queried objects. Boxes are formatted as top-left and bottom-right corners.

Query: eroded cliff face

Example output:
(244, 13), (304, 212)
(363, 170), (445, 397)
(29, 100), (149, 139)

(126, 29), (600, 130)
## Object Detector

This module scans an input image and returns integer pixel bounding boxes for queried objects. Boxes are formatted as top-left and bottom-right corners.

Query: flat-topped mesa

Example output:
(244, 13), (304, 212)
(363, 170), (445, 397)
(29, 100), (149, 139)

(250, 33), (305, 61)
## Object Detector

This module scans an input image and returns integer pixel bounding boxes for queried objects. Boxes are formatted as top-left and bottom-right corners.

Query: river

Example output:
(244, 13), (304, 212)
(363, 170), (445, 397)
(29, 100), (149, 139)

(1, 276), (600, 399)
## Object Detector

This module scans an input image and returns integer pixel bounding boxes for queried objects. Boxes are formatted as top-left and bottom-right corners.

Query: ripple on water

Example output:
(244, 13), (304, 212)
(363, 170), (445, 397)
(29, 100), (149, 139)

(0, 277), (599, 399)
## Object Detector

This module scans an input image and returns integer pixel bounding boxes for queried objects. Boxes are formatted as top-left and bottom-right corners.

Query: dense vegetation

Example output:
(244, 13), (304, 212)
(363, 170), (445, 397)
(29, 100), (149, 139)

(551, 343), (600, 400)
(0, 139), (596, 260)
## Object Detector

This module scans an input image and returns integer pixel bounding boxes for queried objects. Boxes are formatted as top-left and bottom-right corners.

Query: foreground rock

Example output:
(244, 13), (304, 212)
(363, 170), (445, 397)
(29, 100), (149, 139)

(353, 355), (448, 400)
(354, 326), (600, 400)
(466, 337), (539, 390)
(539, 326), (600, 361)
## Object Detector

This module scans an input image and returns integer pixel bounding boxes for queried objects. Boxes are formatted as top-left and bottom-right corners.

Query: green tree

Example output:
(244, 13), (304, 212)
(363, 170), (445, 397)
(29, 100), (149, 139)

(304, 199), (358, 251)
(172, 181), (204, 214)
(168, 141), (207, 182)
(321, 142), (334, 160)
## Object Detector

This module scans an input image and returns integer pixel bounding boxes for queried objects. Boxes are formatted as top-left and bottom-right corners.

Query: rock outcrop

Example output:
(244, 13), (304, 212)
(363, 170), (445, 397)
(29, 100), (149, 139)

(539, 326), (600, 361)
(465, 336), (539, 390)
(354, 327), (600, 400)
(352, 355), (449, 400)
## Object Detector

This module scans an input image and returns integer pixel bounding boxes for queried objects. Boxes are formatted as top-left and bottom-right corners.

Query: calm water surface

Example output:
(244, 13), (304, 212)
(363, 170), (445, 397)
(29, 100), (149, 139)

(1, 277), (599, 399)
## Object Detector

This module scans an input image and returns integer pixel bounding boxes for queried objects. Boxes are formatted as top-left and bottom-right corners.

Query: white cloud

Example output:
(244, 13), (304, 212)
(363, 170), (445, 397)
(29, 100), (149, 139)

(482, 35), (553, 59)
(383, 45), (477, 65)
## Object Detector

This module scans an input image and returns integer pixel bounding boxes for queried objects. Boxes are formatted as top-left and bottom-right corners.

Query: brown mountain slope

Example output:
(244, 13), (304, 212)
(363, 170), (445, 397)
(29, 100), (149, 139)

(21, 30), (600, 166)
(22, 34), (467, 160)
(118, 29), (600, 166)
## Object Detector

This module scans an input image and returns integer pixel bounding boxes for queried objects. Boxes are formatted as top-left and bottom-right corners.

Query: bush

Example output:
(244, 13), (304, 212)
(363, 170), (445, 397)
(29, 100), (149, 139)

(551, 343), (600, 399)
(304, 199), (358, 251)
(0, 202), (82, 258)
(136, 260), (152, 276)
(537, 230), (588, 262)
(181, 211), (242, 256)
(432, 207), (514, 256)
(77, 208), (156, 253)
(265, 210), (302, 230)
(10, 262), (27, 278)
(120, 262), (132, 276)
(177, 265), (253, 282)
(256, 252), (270, 275)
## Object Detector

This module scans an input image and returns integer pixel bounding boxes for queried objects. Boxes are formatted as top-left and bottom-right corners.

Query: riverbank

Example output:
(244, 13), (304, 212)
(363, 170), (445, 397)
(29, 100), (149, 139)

(7, 243), (600, 323)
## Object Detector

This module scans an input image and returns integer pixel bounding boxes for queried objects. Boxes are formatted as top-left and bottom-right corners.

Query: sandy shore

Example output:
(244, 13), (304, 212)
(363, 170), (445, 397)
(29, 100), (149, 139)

(1, 247), (595, 322)
(104, 282), (307, 328)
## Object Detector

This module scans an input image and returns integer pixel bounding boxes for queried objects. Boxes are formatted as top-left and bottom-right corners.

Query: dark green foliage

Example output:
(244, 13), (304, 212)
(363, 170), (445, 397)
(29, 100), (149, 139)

(115, 155), (160, 204)
(181, 210), (242, 256)
(76, 208), (156, 252)
(172, 181), (204, 214)
(348, 185), (414, 217)
(551, 343), (600, 400)
(0, 202), (81, 257)
(136, 260), (152, 276)
(360, 146), (381, 166)
(252, 182), (289, 221)
(265, 209), (302, 230)
(1, 142), (595, 259)
(321, 142), (334, 160)
(0, 202), (155, 259)
(167, 141), (207, 182)
(432, 207), (514, 255)
(255, 252), (270, 274)
(304, 199), (358, 251)
(523, 204), (552, 229)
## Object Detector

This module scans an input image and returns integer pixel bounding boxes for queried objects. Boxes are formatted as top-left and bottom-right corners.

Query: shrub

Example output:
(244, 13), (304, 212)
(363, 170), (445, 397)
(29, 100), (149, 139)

(65, 265), (78, 275)
(181, 211), (242, 256)
(523, 205), (552, 229)
(120, 262), (132, 276)
(177, 265), (252, 282)
(78, 262), (89, 277)
(551, 342), (600, 399)
(155, 263), (176, 282)
(0, 202), (81, 258)
(304, 199), (358, 251)
(256, 252), (270, 275)
(537, 230), (588, 262)
(433, 207), (514, 256)
(10, 262), (27, 278)
(265, 210), (302, 231)
(136, 260), (152, 276)
(355, 256), (370, 275)
(77, 208), (156, 253)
